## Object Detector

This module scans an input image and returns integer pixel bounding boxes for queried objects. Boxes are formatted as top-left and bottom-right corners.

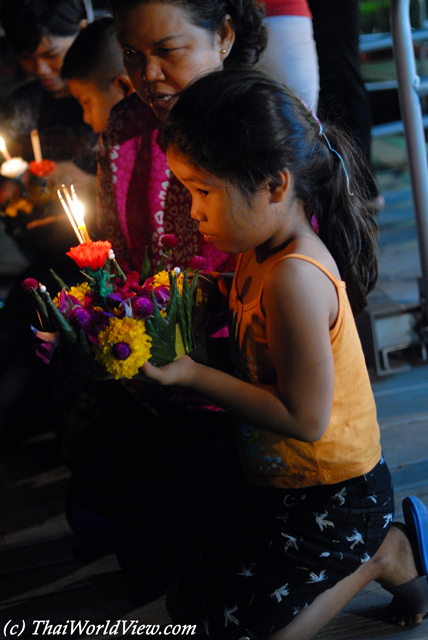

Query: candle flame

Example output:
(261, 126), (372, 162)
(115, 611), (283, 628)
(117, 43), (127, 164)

(58, 184), (90, 243)
(0, 136), (11, 161)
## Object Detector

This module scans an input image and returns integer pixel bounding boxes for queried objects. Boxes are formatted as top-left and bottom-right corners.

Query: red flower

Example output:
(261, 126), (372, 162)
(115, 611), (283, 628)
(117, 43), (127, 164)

(161, 234), (178, 250)
(21, 277), (39, 291)
(189, 256), (207, 271)
(28, 159), (56, 178)
(67, 241), (112, 270)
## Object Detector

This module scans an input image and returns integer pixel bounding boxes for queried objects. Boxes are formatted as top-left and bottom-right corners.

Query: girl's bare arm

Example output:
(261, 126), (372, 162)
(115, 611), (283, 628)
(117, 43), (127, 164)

(142, 259), (338, 443)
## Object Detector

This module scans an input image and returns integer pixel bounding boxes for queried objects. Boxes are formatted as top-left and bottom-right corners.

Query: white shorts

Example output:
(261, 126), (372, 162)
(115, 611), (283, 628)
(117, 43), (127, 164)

(258, 15), (320, 112)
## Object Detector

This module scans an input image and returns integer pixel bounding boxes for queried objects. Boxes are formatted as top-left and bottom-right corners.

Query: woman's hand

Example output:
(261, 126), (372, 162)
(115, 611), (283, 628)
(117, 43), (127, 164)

(142, 355), (198, 387)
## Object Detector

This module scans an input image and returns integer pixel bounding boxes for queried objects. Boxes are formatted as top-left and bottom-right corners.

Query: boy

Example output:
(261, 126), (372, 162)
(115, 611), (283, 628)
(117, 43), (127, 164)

(62, 17), (133, 133)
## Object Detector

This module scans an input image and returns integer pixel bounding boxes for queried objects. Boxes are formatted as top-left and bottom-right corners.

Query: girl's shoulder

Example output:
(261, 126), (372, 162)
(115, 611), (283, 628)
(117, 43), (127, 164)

(265, 236), (341, 285)
(262, 244), (341, 327)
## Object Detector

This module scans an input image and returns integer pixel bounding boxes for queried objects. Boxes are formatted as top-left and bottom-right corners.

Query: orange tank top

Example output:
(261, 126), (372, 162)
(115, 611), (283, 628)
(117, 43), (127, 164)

(230, 253), (382, 488)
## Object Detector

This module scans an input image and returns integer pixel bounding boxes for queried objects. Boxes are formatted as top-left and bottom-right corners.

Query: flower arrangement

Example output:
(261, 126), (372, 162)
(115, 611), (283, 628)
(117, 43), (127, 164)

(23, 234), (207, 380)
(0, 130), (56, 236)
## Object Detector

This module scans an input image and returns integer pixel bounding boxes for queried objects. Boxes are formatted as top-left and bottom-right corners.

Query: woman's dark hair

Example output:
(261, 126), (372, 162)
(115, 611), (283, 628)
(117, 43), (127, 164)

(111, 0), (267, 68)
(164, 69), (379, 316)
(1, 0), (88, 55)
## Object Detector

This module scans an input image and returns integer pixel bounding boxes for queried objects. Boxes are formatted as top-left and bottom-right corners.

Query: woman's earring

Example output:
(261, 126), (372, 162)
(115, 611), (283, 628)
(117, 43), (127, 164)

(220, 49), (227, 54)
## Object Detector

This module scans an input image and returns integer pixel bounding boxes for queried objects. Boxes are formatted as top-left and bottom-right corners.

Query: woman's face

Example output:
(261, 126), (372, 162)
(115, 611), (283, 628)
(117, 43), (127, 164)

(18, 34), (77, 97)
(115, 2), (234, 120)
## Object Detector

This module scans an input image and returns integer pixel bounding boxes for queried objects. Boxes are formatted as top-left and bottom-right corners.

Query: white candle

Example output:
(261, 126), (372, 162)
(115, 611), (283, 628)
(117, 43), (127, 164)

(0, 157), (28, 178)
(31, 130), (43, 163)
(58, 189), (84, 244)
(71, 185), (91, 243)
(57, 184), (91, 244)
(0, 137), (12, 161)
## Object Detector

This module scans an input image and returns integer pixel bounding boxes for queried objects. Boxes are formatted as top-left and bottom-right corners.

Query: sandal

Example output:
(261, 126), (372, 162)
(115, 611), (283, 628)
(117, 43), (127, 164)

(386, 496), (428, 614)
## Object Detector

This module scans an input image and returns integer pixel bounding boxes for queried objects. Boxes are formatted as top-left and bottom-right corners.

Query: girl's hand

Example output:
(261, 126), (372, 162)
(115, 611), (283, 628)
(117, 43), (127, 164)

(141, 355), (198, 387)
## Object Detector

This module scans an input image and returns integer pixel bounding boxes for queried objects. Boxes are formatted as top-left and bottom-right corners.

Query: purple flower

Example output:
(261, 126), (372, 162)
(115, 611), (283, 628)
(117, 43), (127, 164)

(22, 278), (39, 291)
(153, 285), (170, 308)
(69, 306), (91, 330)
(89, 310), (113, 335)
(134, 296), (155, 318)
(112, 342), (131, 360)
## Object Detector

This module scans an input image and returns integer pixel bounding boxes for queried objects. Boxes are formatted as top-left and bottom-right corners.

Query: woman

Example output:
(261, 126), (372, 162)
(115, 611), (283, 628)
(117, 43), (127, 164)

(67, 0), (269, 605)
(96, 0), (267, 274)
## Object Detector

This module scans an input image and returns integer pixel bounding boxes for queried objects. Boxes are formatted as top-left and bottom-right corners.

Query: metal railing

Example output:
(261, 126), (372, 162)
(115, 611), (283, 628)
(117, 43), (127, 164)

(390, 0), (428, 324)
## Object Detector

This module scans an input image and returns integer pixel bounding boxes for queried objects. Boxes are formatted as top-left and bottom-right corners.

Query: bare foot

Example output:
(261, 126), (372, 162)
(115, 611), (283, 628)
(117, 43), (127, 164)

(378, 523), (425, 626)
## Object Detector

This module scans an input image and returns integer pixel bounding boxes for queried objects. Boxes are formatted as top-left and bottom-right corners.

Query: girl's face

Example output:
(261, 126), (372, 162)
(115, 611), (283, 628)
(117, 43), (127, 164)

(19, 34), (77, 97)
(115, 2), (234, 120)
(167, 147), (289, 255)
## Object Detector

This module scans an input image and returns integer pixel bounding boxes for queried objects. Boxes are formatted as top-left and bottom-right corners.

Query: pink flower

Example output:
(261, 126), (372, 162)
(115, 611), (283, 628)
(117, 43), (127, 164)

(22, 278), (39, 291)
(161, 234), (178, 250)
(189, 256), (207, 271)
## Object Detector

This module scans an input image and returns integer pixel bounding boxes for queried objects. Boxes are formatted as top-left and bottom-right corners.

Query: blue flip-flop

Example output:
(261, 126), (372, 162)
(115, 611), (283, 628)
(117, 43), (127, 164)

(403, 496), (428, 577)
(386, 496), (428, 614)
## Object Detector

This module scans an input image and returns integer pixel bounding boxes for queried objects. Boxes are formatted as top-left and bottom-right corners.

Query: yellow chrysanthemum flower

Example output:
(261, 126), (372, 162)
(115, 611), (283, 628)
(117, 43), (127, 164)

(94, 317), (152, 380)
(53, 282), (91, 307)
(153, 270), (204, 305)
(153, 270), (183, 290)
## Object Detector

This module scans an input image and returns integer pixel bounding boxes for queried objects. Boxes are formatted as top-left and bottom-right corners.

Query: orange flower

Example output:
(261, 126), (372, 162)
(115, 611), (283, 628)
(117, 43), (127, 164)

(67, 240), (112, 270)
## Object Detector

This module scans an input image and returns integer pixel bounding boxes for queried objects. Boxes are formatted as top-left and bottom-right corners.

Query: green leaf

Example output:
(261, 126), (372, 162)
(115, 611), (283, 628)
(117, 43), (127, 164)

(170, 273), (189, 352)
(182, 272), (193, 349)
(112, 258), (127, 282)
(140, 246), (152, 282)
(43, 292), (77, 344)
(30, 288), (51, 329)
(85, 266), (114, 303)
(49, 269), (70, 292)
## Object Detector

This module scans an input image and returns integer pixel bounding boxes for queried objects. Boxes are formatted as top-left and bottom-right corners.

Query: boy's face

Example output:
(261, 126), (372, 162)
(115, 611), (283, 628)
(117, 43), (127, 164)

(68, 78), (124, 133)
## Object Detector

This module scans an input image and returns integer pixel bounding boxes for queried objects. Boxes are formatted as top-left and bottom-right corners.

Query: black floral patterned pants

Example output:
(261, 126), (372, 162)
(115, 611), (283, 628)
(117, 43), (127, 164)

(167, 458), (394, 639)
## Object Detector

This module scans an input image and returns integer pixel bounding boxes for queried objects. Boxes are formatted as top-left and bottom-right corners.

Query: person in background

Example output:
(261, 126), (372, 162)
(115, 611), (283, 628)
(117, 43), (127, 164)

(0, 1), (97, 440)
(61, 16), (134, 135)
(307, 0), (384, 209)
(258, 0), (319, 112)
(0, 0), (98, 186)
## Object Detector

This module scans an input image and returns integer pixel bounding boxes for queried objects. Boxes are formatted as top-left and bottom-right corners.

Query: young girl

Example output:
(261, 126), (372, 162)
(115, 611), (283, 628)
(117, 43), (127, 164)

(142, 69), (428, 640)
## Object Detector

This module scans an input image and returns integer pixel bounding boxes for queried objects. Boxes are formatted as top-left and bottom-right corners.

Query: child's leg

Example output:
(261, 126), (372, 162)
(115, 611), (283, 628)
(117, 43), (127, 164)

(268, 522), (420, 640)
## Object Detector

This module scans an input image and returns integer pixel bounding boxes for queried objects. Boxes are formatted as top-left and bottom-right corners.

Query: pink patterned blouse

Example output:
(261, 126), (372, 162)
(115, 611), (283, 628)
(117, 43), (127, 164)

(96, 93), (235, 275)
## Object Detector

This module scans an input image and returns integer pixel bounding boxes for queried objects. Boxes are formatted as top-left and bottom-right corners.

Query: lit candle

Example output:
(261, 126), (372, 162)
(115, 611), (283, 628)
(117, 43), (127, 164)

(57, 184), (91, 244)
(0, 136), (12, 161)
(31, 129), (43, 163)
(58, 189), (83, 244)
(70, 185), (91, 243)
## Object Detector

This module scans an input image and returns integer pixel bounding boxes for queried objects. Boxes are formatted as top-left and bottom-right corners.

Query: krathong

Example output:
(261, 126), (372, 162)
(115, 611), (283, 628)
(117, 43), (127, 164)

(23, 234), (207, 380)
(0, 131), (56, 234)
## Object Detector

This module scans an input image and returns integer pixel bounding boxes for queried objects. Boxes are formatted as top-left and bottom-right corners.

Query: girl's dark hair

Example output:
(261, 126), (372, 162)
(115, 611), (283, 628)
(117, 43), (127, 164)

(1, 0), (88, 55)
(112, 0), (267, 68)
(164, 69), (379, 316)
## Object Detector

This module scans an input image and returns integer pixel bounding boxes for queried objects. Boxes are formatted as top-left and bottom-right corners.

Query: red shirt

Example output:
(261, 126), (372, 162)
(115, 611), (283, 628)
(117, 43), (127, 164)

(263, 0), (311, 18)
